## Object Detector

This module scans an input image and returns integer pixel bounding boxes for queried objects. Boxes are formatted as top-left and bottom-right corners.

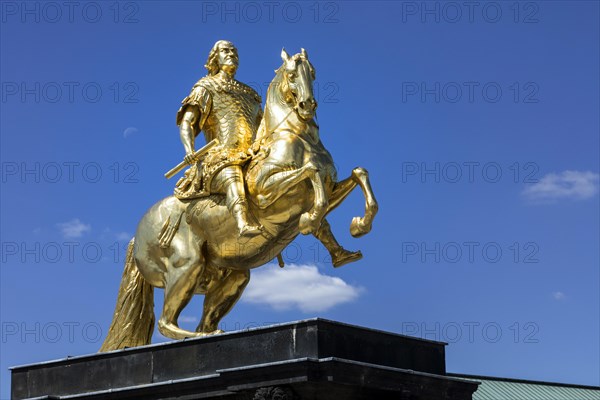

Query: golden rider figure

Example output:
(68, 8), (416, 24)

(174, 40), (262, 238)
(174, 40), (362, 266)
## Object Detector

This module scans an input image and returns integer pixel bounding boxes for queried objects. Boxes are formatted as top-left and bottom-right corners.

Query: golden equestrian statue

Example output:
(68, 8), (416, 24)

(100, 42), (378, 352)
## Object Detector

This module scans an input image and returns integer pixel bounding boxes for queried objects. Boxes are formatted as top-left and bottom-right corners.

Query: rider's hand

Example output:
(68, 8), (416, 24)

(184, 152), (196, 165)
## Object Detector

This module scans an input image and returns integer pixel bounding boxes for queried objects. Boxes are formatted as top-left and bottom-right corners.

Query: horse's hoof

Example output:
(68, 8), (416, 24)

(158, 319), (204, 340)
(332, 249), (363, 268)
(350, 217), (371, 238)
(198, 329), (225, 337)
(352, 167), (368, 179)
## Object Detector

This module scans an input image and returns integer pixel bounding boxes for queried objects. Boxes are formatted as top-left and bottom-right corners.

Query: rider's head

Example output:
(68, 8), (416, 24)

(205, 40), (239, 76)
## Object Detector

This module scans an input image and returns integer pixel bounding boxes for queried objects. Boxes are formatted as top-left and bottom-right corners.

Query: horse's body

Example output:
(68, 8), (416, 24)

(100, 49), (377, 352)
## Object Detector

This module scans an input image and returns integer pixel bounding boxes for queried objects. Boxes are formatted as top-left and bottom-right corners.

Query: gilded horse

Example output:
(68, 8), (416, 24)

(100, 49), (378, 352)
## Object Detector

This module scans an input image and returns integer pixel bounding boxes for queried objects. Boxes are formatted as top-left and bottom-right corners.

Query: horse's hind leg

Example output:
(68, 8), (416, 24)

(157, 242), (205, 340)
(196, 269), (250, 334)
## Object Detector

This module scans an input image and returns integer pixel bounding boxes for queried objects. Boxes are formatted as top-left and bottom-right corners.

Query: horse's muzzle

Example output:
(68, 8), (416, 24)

(297, 98), (317, 120)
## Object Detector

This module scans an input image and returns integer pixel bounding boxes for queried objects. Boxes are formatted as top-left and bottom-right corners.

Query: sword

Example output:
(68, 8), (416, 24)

(164, 139), (219, 179)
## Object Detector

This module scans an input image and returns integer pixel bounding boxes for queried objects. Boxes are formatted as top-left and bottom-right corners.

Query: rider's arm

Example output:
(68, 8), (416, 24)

(176, 84), (212, 164)
(180, 108), (199, 164)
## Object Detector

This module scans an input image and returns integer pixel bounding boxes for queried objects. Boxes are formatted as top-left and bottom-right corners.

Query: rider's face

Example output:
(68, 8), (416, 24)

(217, 45), (239, 71)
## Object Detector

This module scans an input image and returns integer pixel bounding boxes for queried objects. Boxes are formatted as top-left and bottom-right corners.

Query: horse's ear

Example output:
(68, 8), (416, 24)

(281, 48), (290, 62)
(301, 48), (308, 59)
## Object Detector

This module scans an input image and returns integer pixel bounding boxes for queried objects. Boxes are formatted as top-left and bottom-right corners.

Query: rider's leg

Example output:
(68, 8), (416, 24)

(222, 166), (262, 237)
(196, 269), (250, 334)
(314, 219), (362, 268)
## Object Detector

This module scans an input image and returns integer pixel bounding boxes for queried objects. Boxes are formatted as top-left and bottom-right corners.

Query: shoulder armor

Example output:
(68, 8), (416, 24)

(192, 75), (218, 93)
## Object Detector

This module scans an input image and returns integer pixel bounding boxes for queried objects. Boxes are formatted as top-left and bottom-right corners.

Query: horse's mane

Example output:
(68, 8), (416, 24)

(268, 65), (289, 105)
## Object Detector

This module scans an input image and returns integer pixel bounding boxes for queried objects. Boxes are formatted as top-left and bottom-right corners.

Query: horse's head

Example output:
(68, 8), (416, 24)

(278, 48), (317, 121)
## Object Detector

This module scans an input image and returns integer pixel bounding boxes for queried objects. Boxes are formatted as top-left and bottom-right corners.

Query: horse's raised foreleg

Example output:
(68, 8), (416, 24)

(348, 167), (378, 237)
(196, 269), (250, 334)
(326, 175), (358, 215)
(324, 167), (378, 237)
(252, 163), (315, 209)
(311, 168), (376, 268)
(298, 164), (328, 234)
(251, 161), (328, 234)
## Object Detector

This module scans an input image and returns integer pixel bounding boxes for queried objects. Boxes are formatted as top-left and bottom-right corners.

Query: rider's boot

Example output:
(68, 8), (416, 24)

(224, 168), (262, 239)
(231, 199), (262, 239)
(315, 219), (362, 268)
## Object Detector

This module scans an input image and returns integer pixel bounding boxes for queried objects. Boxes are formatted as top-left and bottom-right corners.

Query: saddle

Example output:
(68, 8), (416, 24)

(160, 144), (270, 248)
(174, 149), (249, 200)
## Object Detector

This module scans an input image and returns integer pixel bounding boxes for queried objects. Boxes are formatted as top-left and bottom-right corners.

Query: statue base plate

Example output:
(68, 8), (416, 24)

(11, 318), (478, 399)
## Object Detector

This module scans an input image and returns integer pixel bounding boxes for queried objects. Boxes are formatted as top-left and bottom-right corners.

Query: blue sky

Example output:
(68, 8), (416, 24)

(1, 1), (599, 397)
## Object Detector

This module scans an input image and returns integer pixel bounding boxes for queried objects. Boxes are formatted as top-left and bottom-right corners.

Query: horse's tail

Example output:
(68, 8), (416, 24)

(99, 238), (155, 352)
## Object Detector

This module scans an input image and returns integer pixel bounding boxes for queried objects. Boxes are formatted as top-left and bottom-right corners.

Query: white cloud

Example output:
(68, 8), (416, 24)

(522, 170), (599, 202)
(123, 127), (139, 138)
(243, 264), (363, 313)
(553, 291), (566, 300)
(100, 228), (132, 241)
(115, 231), (132, 241)
(56, 218), (91, 238)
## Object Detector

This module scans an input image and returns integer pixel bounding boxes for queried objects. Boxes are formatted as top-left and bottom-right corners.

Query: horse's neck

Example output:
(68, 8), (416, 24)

(264, 75), (293, 133)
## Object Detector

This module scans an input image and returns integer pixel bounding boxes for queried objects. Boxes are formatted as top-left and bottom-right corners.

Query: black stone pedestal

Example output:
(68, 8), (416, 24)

(11, 318), (478, 399)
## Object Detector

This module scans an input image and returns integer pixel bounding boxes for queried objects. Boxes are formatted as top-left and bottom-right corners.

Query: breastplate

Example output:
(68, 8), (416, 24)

(201, 78), (262, 150)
